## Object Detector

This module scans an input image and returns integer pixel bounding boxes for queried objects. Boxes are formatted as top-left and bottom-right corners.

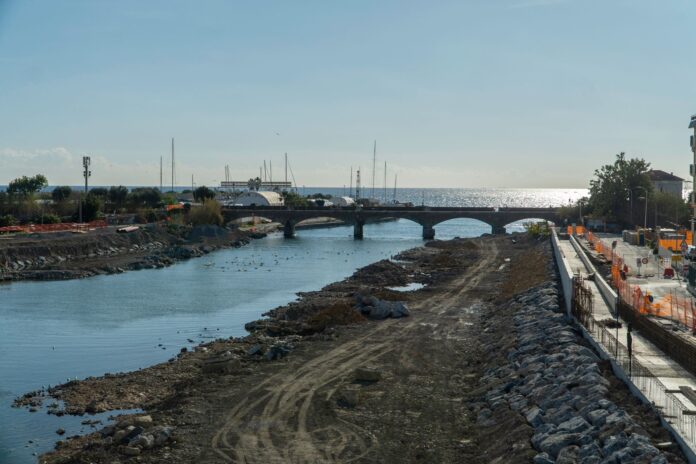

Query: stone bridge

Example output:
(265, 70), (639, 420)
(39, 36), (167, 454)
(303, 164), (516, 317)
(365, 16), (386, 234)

(223, 206), (561, 239)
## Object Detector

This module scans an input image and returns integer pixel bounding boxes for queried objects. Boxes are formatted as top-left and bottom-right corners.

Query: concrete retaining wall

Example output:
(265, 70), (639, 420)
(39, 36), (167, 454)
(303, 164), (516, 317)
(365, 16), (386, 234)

(551, 230), (574, 316)
(570, 234), (618, 312)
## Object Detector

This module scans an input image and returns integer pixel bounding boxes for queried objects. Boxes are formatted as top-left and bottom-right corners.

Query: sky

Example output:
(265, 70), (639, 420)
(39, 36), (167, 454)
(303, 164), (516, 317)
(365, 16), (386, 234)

(0, 0), (695, 189)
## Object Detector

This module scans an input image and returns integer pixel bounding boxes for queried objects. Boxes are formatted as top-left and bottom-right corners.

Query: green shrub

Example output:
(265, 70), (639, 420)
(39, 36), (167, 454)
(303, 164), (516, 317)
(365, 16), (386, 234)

(135, 208), (158, 224)
(525, 221), (550, 238)
(0, 214), (18, 227)
(189, 199), (223, 226)
(41, 214), (61, 224)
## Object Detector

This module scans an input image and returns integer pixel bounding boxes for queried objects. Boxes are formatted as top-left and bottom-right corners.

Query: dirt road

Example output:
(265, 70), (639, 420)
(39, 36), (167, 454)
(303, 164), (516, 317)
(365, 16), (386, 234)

(203, 240), (499, 463)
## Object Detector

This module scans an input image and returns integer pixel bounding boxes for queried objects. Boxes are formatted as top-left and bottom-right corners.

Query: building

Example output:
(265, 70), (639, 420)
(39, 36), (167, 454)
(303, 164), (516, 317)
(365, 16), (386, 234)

(220, 180), (292, 191)
(233, 191), (284, 207)
(647, 170), (684, 197)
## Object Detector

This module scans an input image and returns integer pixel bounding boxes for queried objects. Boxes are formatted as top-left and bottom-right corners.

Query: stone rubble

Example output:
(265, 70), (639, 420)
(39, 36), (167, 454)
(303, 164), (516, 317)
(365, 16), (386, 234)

(474, 282), (675, 464)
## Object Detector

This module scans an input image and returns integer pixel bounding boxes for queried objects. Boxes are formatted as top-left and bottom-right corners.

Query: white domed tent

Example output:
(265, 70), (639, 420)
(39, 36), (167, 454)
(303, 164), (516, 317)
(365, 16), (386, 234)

(234, 191), (284, 207)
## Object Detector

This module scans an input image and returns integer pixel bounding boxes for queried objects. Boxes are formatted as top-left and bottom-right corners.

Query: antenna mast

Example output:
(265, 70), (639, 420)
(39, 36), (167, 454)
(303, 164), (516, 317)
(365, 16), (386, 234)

(356, 168), (361, 199)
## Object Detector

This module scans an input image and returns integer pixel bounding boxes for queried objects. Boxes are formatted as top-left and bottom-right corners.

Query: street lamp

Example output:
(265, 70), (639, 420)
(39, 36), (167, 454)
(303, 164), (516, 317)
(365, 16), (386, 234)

(636, 186), (648, 242)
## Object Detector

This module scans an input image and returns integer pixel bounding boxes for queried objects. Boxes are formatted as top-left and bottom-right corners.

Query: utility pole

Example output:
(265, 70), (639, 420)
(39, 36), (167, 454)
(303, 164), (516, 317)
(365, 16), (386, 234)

(690, 114), (696, 245)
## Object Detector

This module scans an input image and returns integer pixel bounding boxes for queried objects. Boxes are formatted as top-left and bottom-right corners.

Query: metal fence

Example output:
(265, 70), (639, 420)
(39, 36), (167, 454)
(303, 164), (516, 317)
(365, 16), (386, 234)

(579, 310), (696, 447)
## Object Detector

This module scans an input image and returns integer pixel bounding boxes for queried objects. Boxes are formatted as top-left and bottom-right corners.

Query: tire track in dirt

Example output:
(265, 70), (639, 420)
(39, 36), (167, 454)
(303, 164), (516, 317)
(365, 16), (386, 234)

(209, 238), (500, 463)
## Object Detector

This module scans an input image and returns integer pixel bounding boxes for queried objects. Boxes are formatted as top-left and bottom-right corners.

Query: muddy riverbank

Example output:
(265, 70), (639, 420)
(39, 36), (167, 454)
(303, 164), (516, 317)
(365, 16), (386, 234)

(15, 233), (686, 463)
(0, 224), (270, 282)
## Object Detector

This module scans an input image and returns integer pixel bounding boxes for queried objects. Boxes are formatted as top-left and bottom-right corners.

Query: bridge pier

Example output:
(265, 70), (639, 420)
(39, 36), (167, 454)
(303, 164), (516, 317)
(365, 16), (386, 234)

(422, 224), (435, 240)
(492, 225), (507, 235)
(353, 220), (364, 240)
(283, 220), (296, 238)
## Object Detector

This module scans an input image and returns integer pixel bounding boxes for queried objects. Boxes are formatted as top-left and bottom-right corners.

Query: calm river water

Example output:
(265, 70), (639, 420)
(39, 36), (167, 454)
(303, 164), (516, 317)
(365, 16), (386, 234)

(0, 188), (586, 463)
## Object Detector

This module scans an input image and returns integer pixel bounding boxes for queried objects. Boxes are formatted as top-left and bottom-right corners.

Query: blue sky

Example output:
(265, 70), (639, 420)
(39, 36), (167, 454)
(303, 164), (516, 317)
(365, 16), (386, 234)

(0, 0), (694, 188)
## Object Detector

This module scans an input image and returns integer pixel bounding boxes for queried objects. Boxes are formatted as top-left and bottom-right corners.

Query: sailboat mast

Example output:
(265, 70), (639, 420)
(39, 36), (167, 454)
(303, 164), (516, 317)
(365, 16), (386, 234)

(371, 140), (376, 199)
(383, 161), (387, 203)
(393, 173), (397, 202)
(171, 138), (175, 192)
(159, 156), (163, 193)
(285, 153), (288, 184)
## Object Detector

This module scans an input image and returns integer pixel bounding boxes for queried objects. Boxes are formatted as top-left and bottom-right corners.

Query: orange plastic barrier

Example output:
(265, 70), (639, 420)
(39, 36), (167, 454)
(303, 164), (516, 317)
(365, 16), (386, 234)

(586, 231), (696, 331)
(0, 220), (107, 234)
(567, 225), (586, 236)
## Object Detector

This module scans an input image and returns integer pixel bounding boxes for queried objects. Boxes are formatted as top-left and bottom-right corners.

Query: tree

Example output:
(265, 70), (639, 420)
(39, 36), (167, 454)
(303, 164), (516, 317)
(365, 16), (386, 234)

(128, 187), (162, 209)
(247, 177), (261, 191)
(193, 186), (216, 202)
(282, 191), (308, 207)
(79, 195), (102, 222)
(88, 187), (108, 199)
(108, 186), (129, 209)
(7, 175), (48, 197)
(587, 153), (652, 225)
(650, 191), (691, 228)
(52, 186), (72, 203)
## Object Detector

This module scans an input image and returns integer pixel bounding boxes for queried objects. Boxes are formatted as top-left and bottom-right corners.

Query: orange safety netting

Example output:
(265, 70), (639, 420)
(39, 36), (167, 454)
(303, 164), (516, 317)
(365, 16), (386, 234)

(567, 225), (586, 236)
(581, 229), (696, 331)
(0, 220), (107, 234)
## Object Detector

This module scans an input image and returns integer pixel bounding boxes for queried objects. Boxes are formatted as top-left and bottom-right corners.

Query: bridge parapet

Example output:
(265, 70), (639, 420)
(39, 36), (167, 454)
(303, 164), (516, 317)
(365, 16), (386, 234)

(221, 206), (561, 240)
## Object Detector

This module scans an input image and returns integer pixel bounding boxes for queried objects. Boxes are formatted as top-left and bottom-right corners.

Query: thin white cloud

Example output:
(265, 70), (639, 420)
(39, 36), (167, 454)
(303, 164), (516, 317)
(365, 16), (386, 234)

(0, 147), (74, 164)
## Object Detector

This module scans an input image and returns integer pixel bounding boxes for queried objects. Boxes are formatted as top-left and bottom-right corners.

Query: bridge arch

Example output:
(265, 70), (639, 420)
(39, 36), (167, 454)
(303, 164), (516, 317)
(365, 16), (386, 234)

(502, 217), (558, 234)
(429, 217), (494, 239)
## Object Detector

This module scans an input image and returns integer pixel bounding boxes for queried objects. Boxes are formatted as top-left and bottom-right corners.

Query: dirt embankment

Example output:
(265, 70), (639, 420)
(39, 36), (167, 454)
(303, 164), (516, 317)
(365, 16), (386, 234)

(16, 234), (686, 464)
(0, 224), (264, 282)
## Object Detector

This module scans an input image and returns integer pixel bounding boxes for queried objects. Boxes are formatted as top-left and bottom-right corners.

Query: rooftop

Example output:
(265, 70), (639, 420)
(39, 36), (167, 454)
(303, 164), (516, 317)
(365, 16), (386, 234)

(647, 169), (684, 182)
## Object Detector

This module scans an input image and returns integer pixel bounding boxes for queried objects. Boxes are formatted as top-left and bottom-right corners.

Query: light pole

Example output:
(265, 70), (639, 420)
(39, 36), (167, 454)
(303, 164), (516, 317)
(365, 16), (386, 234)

(690, 114), (696, 246)
(636, 186), (648, 243)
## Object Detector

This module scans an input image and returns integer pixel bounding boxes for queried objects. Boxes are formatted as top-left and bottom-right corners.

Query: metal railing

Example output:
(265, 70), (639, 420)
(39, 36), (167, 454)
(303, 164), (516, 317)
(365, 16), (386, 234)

(579, 313), (696, 448)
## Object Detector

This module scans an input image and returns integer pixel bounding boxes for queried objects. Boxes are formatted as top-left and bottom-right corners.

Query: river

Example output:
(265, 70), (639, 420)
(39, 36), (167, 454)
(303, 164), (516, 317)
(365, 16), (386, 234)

(0, 188), (586, 463)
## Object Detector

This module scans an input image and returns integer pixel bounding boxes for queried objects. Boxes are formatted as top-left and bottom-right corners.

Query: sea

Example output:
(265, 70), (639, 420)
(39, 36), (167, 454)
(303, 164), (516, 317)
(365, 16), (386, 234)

(0, 187), (586, 464)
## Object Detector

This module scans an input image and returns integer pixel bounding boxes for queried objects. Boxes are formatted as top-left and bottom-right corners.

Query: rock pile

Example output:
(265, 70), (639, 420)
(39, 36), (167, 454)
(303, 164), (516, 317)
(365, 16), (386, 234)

(474, 282), (676, 464)
(97, 415), (174, 457)
(354, 294), (409, 320)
